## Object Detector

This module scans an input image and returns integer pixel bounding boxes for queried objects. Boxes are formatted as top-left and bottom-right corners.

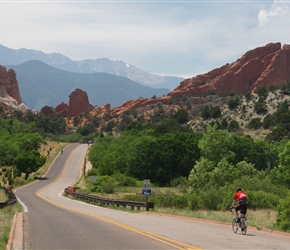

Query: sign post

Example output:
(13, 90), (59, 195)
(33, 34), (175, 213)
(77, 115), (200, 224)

(142, 179), (151, 210)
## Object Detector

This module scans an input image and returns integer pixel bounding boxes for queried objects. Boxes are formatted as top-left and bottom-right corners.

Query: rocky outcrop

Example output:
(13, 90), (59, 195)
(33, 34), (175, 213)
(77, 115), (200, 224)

(55, 102), (68, 116)
(40, 105), (54, 116)
(41, 89), (93, 117)
(111, 42), (290, 115)
(40, 42), (290, 119)
(170, 42), (290, 97)
(0, 66), (22, 104)
(67, 89), (92, 116)
(0, 65), (28, 111)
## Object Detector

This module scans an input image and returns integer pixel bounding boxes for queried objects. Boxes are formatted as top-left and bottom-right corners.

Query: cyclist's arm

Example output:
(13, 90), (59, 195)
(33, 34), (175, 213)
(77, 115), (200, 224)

(231, 196), (237, 207)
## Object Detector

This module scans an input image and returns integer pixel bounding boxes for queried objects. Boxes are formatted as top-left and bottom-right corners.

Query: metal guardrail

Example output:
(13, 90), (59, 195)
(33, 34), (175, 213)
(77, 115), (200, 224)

(0, 187), (17, 209)
(64, 188), (154, 211)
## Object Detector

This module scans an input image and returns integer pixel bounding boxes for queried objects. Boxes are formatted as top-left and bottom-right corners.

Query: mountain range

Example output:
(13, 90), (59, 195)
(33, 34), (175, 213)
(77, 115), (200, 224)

(5, 60), (171, 111)
(0, 44), (184, 90)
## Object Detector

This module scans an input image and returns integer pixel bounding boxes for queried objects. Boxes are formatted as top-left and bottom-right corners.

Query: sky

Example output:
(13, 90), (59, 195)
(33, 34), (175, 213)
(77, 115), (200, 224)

(1, 0), (290, 78)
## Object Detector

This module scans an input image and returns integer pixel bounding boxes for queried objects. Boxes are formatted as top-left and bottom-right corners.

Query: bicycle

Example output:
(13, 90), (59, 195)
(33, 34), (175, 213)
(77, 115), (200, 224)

(230, 206), (247, 235)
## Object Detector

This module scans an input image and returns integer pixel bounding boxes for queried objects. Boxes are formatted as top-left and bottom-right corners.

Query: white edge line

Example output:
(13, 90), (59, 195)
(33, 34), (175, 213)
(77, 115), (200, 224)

(16, 197), (28, 212)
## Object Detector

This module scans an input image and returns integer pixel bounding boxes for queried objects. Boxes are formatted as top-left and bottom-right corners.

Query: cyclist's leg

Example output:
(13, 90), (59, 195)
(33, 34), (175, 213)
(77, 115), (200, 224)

(240, 204), (247, 218)
(235, 206), (241, 222)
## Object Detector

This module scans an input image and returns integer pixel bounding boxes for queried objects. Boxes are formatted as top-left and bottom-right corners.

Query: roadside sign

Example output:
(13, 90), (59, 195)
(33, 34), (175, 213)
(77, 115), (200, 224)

(142, 179), (151, 196)
(143, 179), (150, 188)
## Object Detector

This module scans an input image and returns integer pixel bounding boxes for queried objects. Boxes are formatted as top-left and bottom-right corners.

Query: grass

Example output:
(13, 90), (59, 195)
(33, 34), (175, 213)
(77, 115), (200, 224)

(0, 203), (22, 249)
(152, 207), (277, 231)
(74, 179), (279, 232)
(0, 188), (7, 202)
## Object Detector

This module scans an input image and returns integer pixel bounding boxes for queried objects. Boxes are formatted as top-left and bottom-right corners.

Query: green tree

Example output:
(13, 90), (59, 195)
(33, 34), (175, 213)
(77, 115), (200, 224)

(198, 124), (235, 164)
(14, 133), (43, 152)
(211, 106), (222, 118)
(188, 158), (215, 190)
(210, 158), (236, 187)
(257, 86), (268, 99)
(273, 141), (290, 187)
(254, 99), (267, 114)
(228, 120), (240, 132)
(14, 150), (46, 179)
(228, 97), (240, 110)
(263, 114), (275, 129)
(248, 118), (262, 130)
(276, 192), (290, 231)
(153, 119), (190, 136)
(221, 119), (228, 130)
(201, 105), (211, 119)
(175, 109), (188, 124)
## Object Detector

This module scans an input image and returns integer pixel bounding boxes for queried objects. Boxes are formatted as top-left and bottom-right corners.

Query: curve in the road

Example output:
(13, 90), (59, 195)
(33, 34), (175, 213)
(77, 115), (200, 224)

(13, 143), (290, 250)
(15, 143), (201, 250)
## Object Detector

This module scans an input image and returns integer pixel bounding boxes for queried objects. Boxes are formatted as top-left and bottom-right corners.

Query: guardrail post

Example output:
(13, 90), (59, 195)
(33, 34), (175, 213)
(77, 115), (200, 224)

(67, 186), (73, 196)
(146, 202), (154, 211)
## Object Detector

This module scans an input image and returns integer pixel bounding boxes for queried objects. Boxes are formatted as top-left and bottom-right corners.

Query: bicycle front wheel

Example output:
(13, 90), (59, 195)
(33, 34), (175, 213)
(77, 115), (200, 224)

(232, 218), (239, 233)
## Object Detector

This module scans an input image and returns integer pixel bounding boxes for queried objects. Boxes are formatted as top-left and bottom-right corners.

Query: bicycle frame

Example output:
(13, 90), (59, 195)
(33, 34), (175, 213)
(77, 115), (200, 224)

(230, 206), (247, 235)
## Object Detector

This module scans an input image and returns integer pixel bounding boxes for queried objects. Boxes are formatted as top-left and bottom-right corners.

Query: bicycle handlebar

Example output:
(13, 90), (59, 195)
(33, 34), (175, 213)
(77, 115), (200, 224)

(229, 206), (236, 212)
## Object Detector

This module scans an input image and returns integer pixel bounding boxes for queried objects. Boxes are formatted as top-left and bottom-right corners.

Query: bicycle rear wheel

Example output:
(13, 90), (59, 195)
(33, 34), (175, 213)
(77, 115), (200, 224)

(232, 218), (239, 233)
(241, 218), (247, 235)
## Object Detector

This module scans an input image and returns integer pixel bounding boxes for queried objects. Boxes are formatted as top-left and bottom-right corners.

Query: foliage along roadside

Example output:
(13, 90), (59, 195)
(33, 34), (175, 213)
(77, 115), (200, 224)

(86, 123), (290, 232)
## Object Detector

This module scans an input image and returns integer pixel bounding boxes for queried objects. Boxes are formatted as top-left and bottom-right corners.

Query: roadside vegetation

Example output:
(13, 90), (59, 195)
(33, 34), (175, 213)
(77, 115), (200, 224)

(0, 188), (7, 202)
(0, 202), (22, 249)
(1, 83), (290, 248)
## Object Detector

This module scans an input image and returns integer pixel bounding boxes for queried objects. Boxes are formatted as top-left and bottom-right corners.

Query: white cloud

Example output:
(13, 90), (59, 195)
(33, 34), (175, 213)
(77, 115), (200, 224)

(0, 1), (290, 78)
(258, 1), (289, 25)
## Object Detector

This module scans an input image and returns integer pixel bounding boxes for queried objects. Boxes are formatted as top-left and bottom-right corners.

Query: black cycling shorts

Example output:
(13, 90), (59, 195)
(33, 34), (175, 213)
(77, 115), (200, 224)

(235, 203), (247, 215)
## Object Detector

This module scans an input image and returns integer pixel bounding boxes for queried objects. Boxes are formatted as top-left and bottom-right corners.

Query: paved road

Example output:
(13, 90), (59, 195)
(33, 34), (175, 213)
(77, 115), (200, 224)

(16, 143), (290, 249)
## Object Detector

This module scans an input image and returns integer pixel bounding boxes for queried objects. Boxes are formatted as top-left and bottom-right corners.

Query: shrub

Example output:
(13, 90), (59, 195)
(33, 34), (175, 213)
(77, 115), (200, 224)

(112, 173), (137, 187)
(93, 175), (119, 193)
(211, 106), (221, 118)
(101, 178), (119, 194)
(201, 105), (211, 119)
(276, 193), (290, 231)
(187, 191), (199, 210)
(170, 177), (189, 193)
(257, 86), (268, 99)
(150, 192), (188, 209)
(87, 168), (98, 176)
(228, 120), (240, 132)
(263, 114), (275, 129)
(254, 99), (267, 114)
(199, 187), (222, 210)
(228, 98), (240, 110)
(247, 190), (280, 209)
(248, 118), (262, 130)
(13, 177), (26, 187)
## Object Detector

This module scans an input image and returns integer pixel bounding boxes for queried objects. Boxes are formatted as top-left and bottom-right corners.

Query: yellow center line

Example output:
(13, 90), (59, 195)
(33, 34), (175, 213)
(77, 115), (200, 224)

(36, 146), (202, 250)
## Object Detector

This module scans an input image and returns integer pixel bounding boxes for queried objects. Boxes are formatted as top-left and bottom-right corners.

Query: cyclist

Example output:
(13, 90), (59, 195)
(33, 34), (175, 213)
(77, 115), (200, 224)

(230, 187), (248, 223)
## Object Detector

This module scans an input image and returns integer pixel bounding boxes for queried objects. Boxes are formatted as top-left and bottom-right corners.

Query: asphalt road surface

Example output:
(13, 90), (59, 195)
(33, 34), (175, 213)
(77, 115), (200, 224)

(15, 143), (290, 250)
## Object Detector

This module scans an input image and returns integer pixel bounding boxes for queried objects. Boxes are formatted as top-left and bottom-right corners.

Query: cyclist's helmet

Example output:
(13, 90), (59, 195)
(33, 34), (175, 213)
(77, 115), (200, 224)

(236, 187), (242, 192)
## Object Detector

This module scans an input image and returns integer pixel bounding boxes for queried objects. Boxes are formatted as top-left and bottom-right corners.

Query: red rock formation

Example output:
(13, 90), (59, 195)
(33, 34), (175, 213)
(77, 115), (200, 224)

(111, 42), (290, 115)
(0, 65), (22, 104)
(41, 89), (93, 118)
(67, 89), (92, 116)
(55, 102), (68, 116)
(39, 42), (290, 120)
(40, 105), (55, 116)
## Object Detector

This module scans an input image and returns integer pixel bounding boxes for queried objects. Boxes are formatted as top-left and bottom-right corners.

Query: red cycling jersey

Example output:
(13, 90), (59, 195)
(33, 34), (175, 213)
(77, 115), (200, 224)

(234, 191), (247, 201)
